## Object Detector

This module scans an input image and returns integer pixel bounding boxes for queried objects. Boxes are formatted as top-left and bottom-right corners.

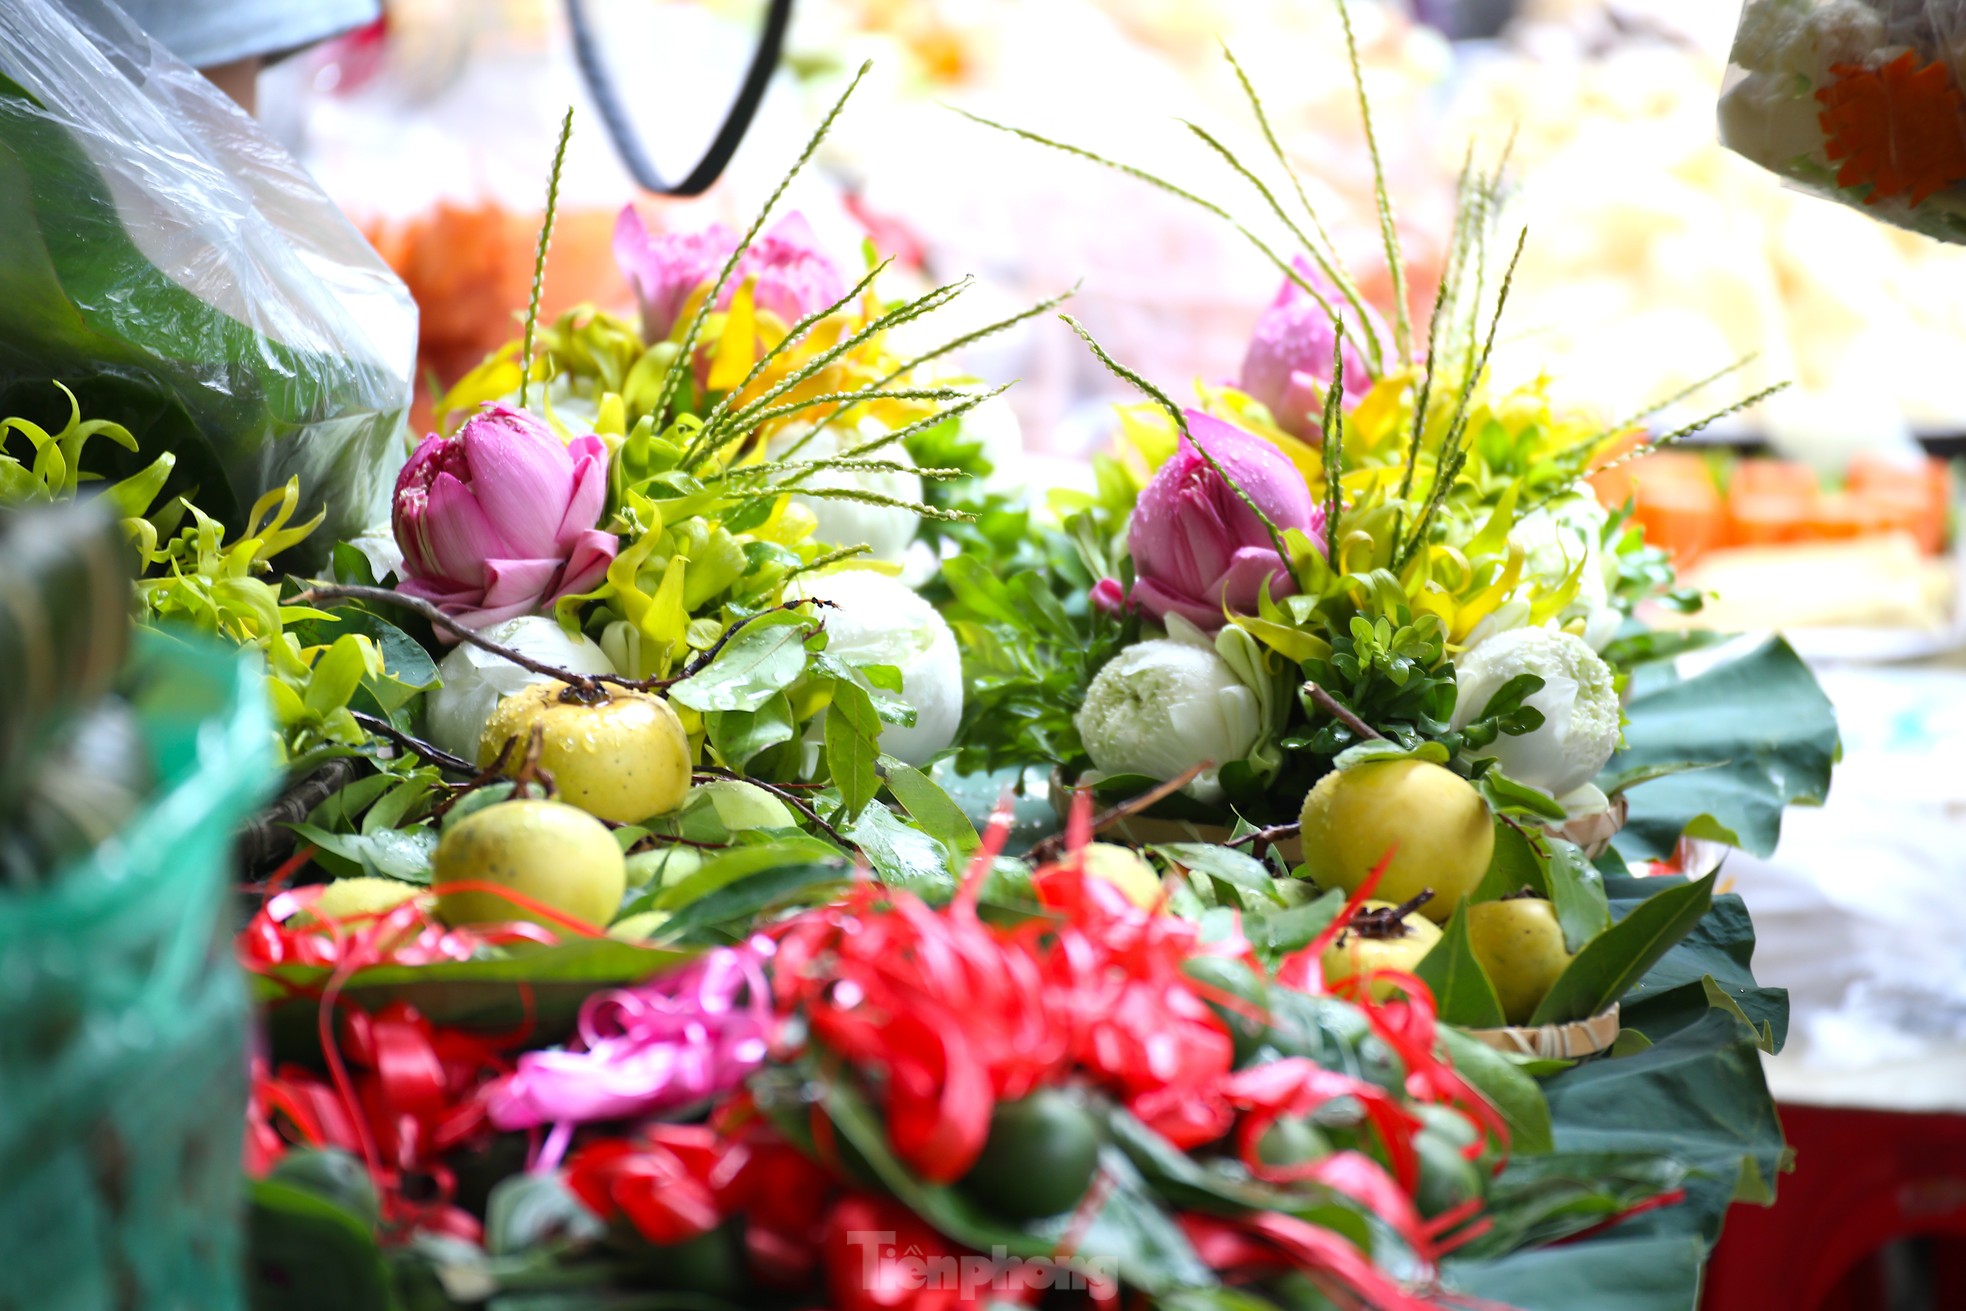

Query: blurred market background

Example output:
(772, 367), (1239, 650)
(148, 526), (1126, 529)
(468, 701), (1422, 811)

(212, 0), (1966, 1296)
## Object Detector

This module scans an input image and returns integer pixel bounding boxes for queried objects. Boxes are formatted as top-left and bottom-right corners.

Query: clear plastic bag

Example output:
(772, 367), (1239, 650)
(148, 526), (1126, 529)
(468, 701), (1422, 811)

(0, 0), (416, 562)
(1721, 0), (1966, 242)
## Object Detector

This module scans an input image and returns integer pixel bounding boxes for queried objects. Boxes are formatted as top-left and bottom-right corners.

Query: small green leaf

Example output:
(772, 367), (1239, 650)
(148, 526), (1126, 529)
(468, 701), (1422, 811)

(1475, 766), (1569, 822)
(1544, 837), (1612, 955)
(1151, 843), (1283, 907)
(1608, 1029), (1654, 1058)
(881, 758), (980, 853)
(845, 801), (958, 897)
(1436, 1025), (1554, 1155)
(650, 838), (843, 913)
(1529, 873), (1717, 1025)
(825, 679), (882, 820)
(705, 693), (796, 769)
(484, 1173), (605, 1256)
(1415, 902), (1508, 1028)
(667, 611), (812, 712)
(331, 541), (379, 589)
(361, 775), (437, 834)
(1472, 817), (1549, 904)
(1333, 737), (1451, 770)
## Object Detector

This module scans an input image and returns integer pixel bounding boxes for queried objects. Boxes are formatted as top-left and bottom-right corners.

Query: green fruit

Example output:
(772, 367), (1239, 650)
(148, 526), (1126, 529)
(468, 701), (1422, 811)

(1297, 760), (1494, 923)
(1183, 956), (1270, 1066)
(625, 844), (704, 890)
(690, 779), (795, 831)
(1467, 898), (1574, 1025)
(959, 1089), (1102, 1220)
(267, 1148), (379, 1228)
(1082, 842), (1163, 908)
(1412, 1129), (1482, 1218)
(299, 877), (425, 925)
(607, 909), (671, 941)
(1257, 1116), (1332, 1170)
(1319, 900), (1443, 1001)
(480, 684), (692, 823)
(1415, 1103), (1481, 1152)
(434, 799), (626, 930)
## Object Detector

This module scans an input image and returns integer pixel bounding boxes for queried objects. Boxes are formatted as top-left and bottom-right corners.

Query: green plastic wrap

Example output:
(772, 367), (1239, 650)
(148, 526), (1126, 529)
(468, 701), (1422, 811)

(0, 630), (275, 1311)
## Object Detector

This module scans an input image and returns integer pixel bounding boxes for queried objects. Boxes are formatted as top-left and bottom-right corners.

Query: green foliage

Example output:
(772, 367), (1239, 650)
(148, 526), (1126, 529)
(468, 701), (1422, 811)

(1294, 608), (1453, 753)
(1609, 635), (1839, 860)
(939, 549), (1133, 774)
(0, 392), (433, 768)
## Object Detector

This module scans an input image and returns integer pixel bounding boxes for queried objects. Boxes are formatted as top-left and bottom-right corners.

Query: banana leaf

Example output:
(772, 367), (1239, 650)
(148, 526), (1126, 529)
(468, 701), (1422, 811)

(0, 1), (414, 566)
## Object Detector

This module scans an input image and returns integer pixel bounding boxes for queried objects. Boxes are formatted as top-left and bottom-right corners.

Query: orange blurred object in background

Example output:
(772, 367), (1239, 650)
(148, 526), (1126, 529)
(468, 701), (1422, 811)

(364, 203), (632, 432)
(1589, 447), (1953, 565)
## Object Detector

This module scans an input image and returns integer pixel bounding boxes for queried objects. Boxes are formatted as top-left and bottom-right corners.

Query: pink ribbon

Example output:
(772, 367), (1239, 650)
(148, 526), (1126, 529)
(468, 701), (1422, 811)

(484, 940), (775, 1148)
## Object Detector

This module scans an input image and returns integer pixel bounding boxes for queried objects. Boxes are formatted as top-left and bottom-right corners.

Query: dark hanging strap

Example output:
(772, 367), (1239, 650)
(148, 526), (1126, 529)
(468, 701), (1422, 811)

(566, 0), (795, 197)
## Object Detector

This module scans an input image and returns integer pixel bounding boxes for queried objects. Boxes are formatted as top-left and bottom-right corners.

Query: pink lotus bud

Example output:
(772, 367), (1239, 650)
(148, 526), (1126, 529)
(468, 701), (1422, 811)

(392, 404), (617, 633)
(613, 207), (736, 340)
(1239, 257), (1380, 443)
(614, 208), (848, 340)
(1121, 411), (1323, 632)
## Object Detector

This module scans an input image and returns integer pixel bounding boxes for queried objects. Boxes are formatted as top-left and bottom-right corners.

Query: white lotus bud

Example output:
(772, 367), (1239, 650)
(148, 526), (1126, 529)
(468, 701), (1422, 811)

(1074, 639), (1262, 805)
(789, 568), (962, 766)
(1452, 626), (1621, 803)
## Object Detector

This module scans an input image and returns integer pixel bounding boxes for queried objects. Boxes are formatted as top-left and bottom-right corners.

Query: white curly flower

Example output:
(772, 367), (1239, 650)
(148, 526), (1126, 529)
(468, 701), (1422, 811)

(425, 616), (616, 760)
(1075, 638), (1262, 804)
(1451, 626), (1621, 804)
(789, 569), (962, 766)
(768, 419), (922, 565)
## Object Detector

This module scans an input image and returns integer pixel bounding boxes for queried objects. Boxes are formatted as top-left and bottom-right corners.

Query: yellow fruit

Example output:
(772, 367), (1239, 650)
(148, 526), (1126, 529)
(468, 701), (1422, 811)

(434, 799), (627, 930)
(1467, 898), (1574, 1025)
(479, 683), (692, 824)
(1319, 899), (1443, 1000)
(1297, 760), (1494, 923)
(1082, 843), (1163, 909)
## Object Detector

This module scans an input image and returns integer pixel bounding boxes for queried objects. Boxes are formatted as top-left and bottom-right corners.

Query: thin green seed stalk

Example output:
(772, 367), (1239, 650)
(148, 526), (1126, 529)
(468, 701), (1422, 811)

(654, 62), (871, 426)
(519, 107), (575, 411)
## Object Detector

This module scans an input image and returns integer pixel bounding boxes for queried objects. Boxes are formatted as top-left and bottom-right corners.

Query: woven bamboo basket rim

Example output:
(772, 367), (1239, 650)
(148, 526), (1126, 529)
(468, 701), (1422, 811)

(1464, 1003), (1621, 1060)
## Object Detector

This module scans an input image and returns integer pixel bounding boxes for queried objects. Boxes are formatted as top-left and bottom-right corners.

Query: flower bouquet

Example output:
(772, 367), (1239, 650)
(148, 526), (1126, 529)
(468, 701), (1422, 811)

(941, 28), (1839, 1047)
(0, 71), (1063, 1051)
(0, 13), (1830, 1310)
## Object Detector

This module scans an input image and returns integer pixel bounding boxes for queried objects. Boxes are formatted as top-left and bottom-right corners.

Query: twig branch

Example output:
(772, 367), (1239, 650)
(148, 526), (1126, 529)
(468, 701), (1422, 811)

(1027, 764), (1209, 866)
(693, 766), (857, 852)
(350, 711), (476, 774)
(296, 584), (826, 695)
(296, 584), (631, 693)
(1227, 821), (1302, 850)
(1303, 682), (1384, 742)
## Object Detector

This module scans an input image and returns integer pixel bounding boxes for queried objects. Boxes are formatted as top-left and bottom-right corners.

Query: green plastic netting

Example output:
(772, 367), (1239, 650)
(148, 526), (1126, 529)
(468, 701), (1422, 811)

(0, 632), (273, 1311)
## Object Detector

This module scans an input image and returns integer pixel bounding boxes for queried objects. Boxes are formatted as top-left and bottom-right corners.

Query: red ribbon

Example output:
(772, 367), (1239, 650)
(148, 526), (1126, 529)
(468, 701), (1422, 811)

(246, 1000), (516, 1241)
